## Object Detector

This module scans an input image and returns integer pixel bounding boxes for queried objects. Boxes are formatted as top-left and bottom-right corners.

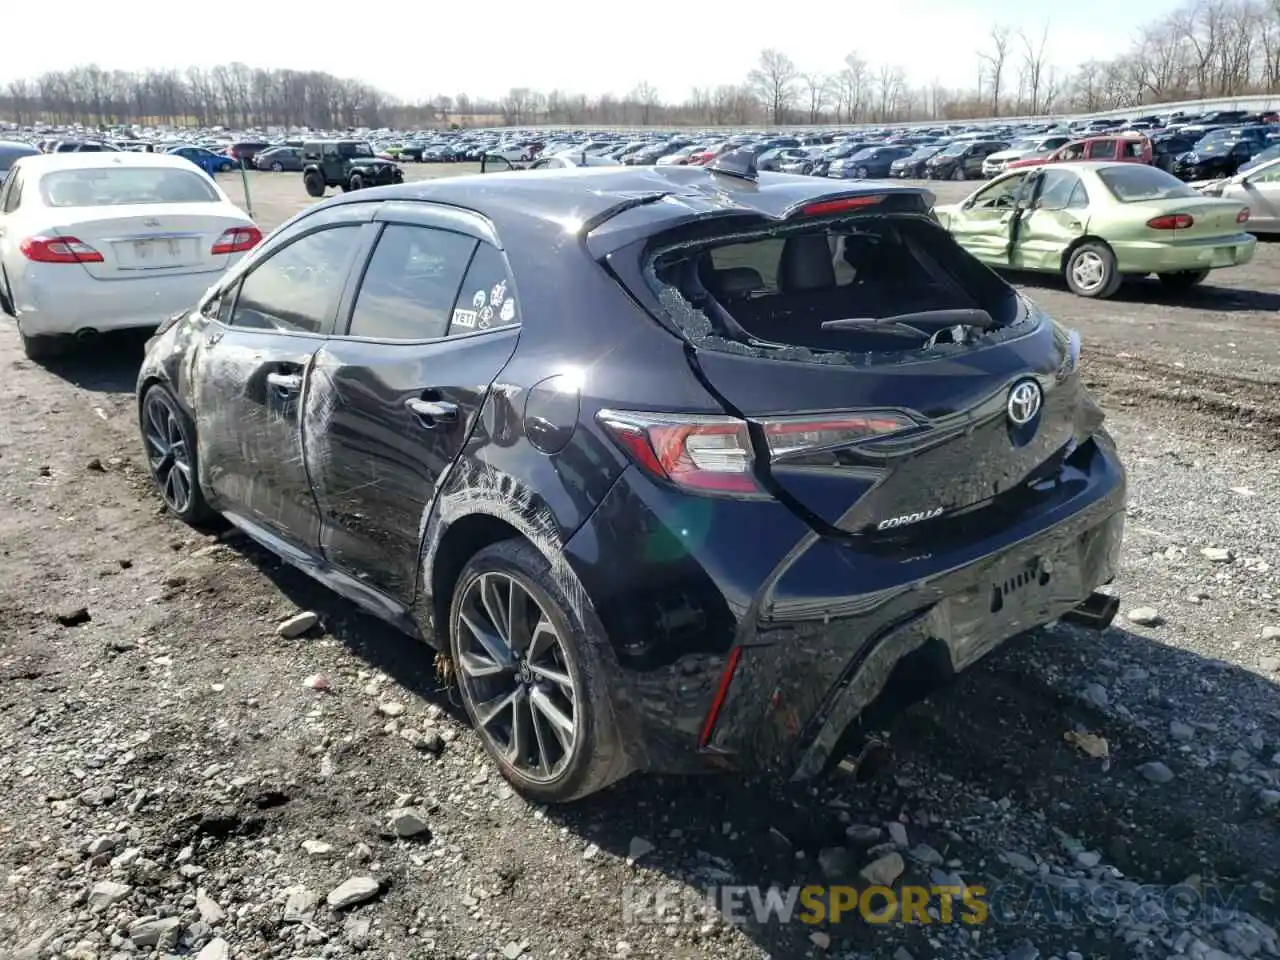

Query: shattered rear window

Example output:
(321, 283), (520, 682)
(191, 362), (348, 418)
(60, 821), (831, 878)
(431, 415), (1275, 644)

(642, 214), (1030, 367)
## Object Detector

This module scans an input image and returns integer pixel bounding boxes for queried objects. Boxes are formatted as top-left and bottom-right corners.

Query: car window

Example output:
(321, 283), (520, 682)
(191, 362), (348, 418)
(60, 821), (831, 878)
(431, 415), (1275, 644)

(1122, 141), (1146, 158)
(969, 173), (1027, 210)
(1252, 165), (1280, 183)
(1035, 170), (1081, 211)
(1066, 180), (1089, 209)
(230, 226), (362, 334)
(1097, 164), (1198, 202)
(1086, 140), (1118, 159)
(709, 237), (784, 291)
(0, 171), (21, 213)
(449, 243), (519, 335)
(347, 225), (476, 340)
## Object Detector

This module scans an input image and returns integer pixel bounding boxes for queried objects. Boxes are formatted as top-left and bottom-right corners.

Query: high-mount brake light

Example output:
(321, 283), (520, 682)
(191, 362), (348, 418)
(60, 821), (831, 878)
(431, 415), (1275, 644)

(596, 409), (915, 496)
(20, 235), (104, 264)
(211, 225), (263, 255)
(1146, 213), (1194, 230)
(800, 195), (885, 217)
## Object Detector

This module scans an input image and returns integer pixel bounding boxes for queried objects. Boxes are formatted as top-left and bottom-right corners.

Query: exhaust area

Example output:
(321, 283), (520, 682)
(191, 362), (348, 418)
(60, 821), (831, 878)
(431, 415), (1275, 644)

(1060, 591), (1120, 630)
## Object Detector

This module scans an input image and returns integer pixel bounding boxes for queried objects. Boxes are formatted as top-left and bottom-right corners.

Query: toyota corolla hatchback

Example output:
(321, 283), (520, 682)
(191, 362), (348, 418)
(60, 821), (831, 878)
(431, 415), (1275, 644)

(137, 156), (1127, 803)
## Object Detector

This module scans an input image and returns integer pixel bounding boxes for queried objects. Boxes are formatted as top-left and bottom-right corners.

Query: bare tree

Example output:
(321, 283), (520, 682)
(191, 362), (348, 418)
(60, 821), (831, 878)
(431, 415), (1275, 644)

(978, 24), (1012, 116)
(800, 73), (828, 123)
(833, 53), (868, 123)
(747, 48), (798, 125)
(1019, 24), (1052, 115)
(630, 81), (660, 125)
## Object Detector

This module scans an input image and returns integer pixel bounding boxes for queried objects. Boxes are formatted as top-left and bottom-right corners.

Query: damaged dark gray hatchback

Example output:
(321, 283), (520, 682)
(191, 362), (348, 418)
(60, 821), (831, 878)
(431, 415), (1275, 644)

(136, 157), (1126, 802)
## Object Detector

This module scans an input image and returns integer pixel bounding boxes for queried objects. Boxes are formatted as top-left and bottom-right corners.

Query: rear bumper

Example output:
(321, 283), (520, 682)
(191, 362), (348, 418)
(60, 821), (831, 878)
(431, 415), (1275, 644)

(1112, 233), (1257, 273)
(12, 265), (229, 336)
(564, 432), (1126, 778)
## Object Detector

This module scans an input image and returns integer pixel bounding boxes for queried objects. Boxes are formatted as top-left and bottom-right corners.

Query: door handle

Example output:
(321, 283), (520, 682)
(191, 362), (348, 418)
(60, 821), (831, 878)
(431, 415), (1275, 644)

(1067, 220), (1082, 229)
(406, 397), (459, 423)
(266, 372), (303, 392)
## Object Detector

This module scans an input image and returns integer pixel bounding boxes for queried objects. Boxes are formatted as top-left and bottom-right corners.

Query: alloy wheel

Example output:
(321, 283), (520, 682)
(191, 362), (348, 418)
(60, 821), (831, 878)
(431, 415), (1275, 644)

(1071, 251), (1106, 292)
(142, 391), (193, 514)
(455, 571), (579, 783)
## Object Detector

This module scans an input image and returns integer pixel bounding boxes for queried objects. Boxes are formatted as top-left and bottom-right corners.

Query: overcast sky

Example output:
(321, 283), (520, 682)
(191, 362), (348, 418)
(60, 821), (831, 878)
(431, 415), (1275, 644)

(4, 0), (1175, 103)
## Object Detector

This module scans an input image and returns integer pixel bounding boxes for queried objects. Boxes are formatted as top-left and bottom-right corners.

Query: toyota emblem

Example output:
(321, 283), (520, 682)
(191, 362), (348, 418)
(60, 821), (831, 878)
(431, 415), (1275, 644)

(1007, 380), (1043, 426)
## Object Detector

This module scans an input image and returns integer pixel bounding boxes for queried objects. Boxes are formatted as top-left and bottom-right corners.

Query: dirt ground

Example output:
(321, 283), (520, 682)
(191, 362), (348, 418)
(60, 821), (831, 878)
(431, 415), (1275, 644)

(0, 166), (1277, 960)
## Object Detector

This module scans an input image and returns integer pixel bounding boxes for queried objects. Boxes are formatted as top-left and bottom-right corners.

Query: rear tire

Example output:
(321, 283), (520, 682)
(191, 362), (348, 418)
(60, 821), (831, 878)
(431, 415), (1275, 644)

(1065, 242), (1122, 299)
(270, 161), (283, 172)
(303, 172), (325, 198)
(139, 383), (214, 525)
(447, 539), (631, 803)
(1158, 269), (1209, 290)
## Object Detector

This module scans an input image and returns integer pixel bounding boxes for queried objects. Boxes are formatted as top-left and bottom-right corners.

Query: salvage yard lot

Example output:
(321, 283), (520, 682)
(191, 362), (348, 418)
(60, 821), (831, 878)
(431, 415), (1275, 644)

(0, 165), (1278, 960)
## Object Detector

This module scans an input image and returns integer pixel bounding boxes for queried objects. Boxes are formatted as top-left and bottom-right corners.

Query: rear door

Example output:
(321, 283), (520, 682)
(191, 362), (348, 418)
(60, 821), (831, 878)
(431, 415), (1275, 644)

(1010, 168), (1089, 271)
(307, 202), (521, 602)
(194, 204), (375, 551)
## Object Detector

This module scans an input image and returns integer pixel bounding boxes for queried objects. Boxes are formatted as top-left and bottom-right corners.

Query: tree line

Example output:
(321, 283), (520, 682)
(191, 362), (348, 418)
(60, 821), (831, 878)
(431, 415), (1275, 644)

(1, 0), (1277, 131)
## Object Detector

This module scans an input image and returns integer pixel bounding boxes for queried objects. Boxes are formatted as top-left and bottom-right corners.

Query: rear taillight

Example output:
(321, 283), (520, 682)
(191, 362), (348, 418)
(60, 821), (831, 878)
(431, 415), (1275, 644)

(1237, 207), (1250, 223)
(211, 225), (262, 255)
(1146, 213), (1194, 230)
(20, 235), (104, 264)
(596, 410), (915, 497)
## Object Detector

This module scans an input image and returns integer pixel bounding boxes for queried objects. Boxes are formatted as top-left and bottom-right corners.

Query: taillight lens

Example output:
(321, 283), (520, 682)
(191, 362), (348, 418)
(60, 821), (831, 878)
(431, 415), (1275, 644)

(1237, 207), (1250, 223)
(211, 225), (262, 255)
(1146, 213), (1194, 230)
(20, 235), (104, 264)
(596, 409), (915, 497)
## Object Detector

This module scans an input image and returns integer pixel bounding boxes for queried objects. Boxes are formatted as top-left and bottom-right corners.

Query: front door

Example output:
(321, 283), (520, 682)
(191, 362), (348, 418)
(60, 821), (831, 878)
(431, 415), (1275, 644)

(194, 218), (372, 551)
(1010, 169), (1089, 272)
(1238, 163), (1280, 232)
(305, 206), (522, 602)
(946, 171), (1029, 266)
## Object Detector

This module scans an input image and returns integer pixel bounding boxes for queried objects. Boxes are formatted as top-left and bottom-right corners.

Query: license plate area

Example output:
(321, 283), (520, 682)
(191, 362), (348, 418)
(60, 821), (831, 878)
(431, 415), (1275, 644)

(113, 236), (199, 270)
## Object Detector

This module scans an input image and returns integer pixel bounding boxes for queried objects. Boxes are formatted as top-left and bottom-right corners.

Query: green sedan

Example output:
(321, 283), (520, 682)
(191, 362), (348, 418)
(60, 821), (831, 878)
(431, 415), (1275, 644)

(934, 161), (1256, 297)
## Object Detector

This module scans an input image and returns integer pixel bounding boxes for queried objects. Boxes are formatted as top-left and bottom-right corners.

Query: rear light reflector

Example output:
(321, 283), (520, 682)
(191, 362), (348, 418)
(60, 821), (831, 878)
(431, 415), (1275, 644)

(1237, 207), (1250, 223)
(596, 409), (916, 496)
(800, 195), (885, 217)
(20, 235), (104, 264)
(212, 225), (262, 255)
(699, 646), (743, 748)
(1146, 213), (1194, 230)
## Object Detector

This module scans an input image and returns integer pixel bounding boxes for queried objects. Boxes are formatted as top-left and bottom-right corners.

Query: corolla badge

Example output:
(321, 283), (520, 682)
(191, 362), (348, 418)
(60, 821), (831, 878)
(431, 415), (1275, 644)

(1007, 379), (1043, 426)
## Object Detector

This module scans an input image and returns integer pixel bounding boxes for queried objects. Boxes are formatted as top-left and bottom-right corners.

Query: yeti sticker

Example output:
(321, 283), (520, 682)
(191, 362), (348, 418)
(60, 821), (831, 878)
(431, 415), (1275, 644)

(490, 280), (507, 307)
(499, 299), (515, 324)
(452, 309), (478, 329)
(477, 306), (494, 329)
(471, 290), (486, 309)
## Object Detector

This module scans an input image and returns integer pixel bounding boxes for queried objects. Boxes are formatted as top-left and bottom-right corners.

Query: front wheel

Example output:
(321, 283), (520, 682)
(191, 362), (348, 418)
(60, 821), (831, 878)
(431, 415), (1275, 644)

(139, 384), (213, 524)
(951, 166), (966, 181)
(1065, 242), (1122, 299)
(855, 166), (868, 179)
(270, 161), (283, 172)
(348, 173), (365, 191)
(303, 171), (325, 198)
(1157, 269), (1209, 290)
(448, 539), (630, 803)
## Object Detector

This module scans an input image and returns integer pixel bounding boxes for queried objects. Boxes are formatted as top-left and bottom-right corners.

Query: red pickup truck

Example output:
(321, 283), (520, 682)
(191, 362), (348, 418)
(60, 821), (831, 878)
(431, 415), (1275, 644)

(1007, 133), (1153, 170)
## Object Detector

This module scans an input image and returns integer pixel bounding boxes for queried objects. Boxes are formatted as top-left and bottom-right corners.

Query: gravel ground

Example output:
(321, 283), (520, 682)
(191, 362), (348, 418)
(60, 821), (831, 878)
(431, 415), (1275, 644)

(0, 168), (1277, 960)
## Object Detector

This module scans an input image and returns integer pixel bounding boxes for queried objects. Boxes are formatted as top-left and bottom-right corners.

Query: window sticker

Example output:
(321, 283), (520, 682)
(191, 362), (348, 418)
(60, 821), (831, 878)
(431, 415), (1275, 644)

(471, 290), (487, 309)
(477, 305), (495, 329)
(500, 299), (516, 324)
(452, 308), (478, 329)
(490, 280), (507, 307)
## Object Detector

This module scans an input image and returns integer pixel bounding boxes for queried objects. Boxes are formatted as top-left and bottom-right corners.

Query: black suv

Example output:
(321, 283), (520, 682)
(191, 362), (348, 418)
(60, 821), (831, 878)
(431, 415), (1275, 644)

(302, 140), (403, 197)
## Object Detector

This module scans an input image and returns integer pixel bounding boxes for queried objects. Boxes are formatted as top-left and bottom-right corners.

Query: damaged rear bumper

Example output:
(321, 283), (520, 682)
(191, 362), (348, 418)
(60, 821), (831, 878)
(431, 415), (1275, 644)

(698, 438), (1126, 780)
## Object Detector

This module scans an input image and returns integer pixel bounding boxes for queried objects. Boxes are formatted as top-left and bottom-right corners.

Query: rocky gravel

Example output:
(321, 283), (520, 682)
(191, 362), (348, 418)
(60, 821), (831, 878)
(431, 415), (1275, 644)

(0, 171), (1277, 960)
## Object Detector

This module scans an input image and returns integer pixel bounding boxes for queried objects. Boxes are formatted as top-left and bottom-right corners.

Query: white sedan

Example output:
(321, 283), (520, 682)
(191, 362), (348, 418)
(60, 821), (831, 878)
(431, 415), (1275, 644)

(0, 152), (260, 360)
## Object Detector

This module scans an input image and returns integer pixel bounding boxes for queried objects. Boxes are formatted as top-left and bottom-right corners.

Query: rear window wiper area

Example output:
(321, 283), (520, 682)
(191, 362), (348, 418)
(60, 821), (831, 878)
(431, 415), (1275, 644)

(820, 308), (997, 332)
